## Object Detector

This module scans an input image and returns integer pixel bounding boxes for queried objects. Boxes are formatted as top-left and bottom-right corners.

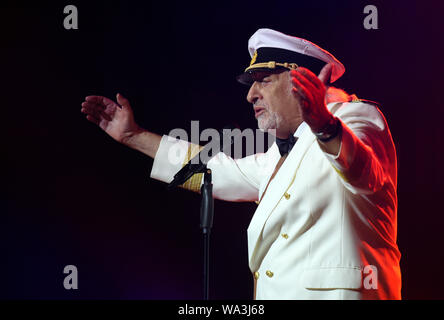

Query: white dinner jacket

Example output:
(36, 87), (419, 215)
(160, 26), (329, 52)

(150, 101), (401, 300)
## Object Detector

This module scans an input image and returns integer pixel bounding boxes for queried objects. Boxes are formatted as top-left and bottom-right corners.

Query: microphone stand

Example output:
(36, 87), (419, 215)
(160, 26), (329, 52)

(200, 168), (214, 300)
(168, 126), (236, 299)
(168, 166), (214, 300)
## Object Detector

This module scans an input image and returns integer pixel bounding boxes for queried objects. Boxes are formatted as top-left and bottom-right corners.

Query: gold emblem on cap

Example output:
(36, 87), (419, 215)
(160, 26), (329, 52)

(250, 50), (258, 66)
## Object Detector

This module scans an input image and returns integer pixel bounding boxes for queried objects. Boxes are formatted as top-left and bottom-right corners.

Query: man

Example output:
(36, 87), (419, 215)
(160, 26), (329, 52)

(81, 28), (401, 299)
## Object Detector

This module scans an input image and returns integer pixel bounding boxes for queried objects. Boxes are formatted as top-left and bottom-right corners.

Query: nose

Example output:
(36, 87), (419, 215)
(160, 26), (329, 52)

(247, 81), (262, 104)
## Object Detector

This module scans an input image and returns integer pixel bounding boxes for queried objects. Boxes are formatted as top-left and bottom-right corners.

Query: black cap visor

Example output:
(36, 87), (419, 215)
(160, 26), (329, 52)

(236, 67), (289, 86)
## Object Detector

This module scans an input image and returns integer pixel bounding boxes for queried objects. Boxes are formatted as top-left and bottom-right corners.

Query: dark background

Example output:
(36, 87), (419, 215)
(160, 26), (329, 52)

(2, 0), (443, 299)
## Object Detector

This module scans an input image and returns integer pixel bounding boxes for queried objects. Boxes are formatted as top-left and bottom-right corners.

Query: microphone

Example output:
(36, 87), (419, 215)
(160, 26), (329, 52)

(167, 125), (239, 190)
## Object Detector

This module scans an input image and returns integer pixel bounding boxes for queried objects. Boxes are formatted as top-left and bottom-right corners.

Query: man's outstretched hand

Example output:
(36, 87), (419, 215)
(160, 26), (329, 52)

(81, 93), (142, 144)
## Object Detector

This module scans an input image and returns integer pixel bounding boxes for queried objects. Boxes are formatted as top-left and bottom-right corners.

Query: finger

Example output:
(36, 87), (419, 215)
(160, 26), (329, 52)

(85, 114), (100, 125)
(116, 93), (129, 110)
(318, 64), (333, 85)
(293, 67), (323, 89)
(291, 76), (308, 100)
(82, 101), (116, 119)
(292, 87), (308, 109)
(81, 103), (102, 115)
(81, 108), (101, 121)
(82, 104), (111, 121)
(291, 84), (310, 110)
(85, 95), (117, 109)
(85, 95), (105, 104)
(82, 101), (105, 110)
(292, 87), (313, 111)
(82, 102), (114, 121)
(291, 72), (317, 93)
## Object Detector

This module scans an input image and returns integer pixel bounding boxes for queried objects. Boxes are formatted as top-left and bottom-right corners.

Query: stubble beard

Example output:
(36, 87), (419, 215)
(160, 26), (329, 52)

(257, 109), (283, 134)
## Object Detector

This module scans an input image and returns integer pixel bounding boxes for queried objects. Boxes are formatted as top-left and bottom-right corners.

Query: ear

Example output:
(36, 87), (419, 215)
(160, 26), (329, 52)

(318, 64), (333, 85)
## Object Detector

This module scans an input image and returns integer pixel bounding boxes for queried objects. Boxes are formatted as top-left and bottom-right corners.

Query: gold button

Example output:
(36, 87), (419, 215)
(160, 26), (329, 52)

(281, 233), (289, 239)
(284, 192), (290, 199)
(266, 270), (274, 278)
(254, 271), (260, 280)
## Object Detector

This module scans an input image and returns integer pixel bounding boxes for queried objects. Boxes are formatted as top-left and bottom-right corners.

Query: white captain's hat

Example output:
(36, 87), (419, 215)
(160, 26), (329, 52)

(237, 28), (345, 85)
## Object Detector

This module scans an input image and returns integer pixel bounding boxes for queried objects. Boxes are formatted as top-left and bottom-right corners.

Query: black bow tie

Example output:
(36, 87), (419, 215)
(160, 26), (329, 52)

(276, 135), (297, 156)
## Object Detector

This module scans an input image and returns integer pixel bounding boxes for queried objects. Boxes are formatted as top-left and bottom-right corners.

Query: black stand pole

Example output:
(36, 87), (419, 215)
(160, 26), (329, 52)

(200, 169), (214, 300)
(168, 163), (216, 300)
(167, 126), (236, 299)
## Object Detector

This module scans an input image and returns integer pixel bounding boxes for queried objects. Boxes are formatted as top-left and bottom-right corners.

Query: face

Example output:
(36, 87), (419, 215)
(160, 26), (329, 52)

(247, 70), (303, 139)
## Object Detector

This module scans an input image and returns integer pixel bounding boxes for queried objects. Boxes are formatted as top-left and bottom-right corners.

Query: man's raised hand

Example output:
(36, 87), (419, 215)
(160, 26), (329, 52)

(290, 64), (333, 132)
(81, 93), (141, 144)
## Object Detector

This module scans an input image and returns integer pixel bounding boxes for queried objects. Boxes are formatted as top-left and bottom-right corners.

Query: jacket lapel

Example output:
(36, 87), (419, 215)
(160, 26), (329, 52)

(247, 127), (317, 271)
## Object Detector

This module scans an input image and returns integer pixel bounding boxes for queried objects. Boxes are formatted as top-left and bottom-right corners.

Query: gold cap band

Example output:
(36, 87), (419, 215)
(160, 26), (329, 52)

(244, 61), (298, 72)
